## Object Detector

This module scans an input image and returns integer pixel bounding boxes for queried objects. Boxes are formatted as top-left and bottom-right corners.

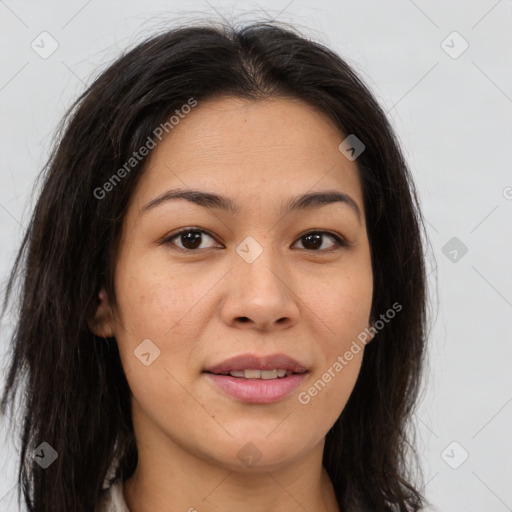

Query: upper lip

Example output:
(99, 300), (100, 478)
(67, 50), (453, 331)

(205, 353), (308, 375)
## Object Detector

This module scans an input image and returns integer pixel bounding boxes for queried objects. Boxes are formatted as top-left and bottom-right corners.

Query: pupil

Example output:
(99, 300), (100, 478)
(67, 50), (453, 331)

(182, 231), (202, 249)
(303, 233), (321, 250)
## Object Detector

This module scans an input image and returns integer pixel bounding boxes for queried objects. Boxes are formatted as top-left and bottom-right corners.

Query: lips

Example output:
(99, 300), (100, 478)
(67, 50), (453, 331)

(203, 353), (308, 404)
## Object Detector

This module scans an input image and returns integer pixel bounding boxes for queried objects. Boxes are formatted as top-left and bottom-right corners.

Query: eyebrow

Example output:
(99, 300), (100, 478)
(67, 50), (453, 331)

(142, 188), (361, 223)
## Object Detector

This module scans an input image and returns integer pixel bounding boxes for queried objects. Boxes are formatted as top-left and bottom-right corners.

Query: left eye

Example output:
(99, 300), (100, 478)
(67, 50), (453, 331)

(293, 231), (346, 251)
(164, 229), (346, 253)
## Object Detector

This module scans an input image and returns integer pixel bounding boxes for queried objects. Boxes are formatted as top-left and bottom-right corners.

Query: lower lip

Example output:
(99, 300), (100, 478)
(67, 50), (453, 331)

(205, 372), (307, 404)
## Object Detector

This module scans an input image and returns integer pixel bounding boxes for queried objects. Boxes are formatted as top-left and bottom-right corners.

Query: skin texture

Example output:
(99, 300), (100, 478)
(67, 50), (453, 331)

(91, 96), (375, 512)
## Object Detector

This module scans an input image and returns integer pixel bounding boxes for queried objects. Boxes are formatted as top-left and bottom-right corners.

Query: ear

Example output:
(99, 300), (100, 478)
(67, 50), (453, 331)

(88, 287), (115, 338)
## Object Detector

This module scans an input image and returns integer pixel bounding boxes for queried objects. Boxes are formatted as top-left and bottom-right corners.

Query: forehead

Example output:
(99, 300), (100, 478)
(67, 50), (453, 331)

(130, 96), (365, 218)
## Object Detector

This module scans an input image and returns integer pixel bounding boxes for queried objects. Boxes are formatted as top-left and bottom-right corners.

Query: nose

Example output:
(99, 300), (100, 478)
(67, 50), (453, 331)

(219, 243), (300, 332)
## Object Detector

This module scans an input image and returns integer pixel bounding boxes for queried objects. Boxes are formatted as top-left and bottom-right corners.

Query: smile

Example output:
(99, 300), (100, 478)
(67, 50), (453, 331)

(216, 369), (292, 379)
(204, 353), (308, 404)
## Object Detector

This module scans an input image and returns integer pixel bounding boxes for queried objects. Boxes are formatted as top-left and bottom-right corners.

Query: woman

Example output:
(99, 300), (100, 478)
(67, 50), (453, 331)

(0, 20), (433, 512)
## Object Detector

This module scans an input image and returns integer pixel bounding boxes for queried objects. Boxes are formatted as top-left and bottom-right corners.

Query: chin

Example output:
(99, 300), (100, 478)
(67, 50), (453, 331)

(202, 433), (315, 473)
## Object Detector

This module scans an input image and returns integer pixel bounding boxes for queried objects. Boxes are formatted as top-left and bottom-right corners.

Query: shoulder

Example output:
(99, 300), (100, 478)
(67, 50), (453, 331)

(95, 478), (130, 512)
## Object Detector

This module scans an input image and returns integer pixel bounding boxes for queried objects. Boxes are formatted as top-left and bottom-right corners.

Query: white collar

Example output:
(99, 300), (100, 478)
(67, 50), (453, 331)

(97, 478), (130, 512)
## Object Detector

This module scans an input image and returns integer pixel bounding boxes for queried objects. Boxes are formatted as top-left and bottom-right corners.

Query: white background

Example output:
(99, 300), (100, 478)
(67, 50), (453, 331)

(1, 1), (511, 511)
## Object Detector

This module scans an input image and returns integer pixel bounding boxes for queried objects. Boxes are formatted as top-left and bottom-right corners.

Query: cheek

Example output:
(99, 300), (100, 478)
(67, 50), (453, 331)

(297, 272), (371, 421)
(297, 328), (364, 430)
(112, 254), (214, 341)
(310, 271), (373, 346)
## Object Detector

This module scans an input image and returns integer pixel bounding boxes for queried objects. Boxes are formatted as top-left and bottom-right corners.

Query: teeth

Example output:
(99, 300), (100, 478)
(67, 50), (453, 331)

(227, 369), (291, 379)
(244, 369), (261, 379)
(261, 370), (278, 380)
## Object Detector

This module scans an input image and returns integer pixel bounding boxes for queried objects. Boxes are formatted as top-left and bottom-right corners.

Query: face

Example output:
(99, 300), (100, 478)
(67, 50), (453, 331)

(92, 96), (374, 473)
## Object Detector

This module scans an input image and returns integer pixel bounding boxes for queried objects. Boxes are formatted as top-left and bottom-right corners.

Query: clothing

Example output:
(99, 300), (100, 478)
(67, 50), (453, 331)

(96, 477), (130, 512)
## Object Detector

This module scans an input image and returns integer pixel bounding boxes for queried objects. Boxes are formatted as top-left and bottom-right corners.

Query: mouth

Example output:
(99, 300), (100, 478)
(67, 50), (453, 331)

(209, 368), (297, 379)
(203, 353), (308, 404)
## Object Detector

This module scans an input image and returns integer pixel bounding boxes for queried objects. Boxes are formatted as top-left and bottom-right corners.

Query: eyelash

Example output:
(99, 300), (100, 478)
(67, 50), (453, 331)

(163, 227), (348, 254)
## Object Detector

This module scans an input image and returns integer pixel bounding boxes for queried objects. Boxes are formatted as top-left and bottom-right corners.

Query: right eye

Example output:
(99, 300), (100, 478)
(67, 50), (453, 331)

(163, 228), (222, 253)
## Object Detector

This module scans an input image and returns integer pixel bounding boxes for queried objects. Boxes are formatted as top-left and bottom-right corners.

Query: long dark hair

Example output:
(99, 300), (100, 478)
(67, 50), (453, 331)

(1, 20), (433, 512)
